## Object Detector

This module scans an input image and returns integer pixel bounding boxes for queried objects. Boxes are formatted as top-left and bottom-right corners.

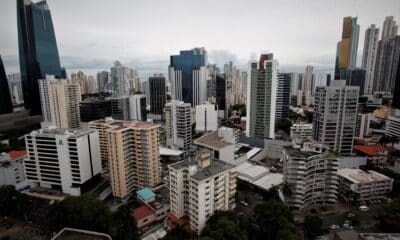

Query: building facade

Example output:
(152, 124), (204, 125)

(246, 53), (277, 139)
(0, 55), (13, 114)
(362, 24), (380, 94)
(290, 123), (313, 139)
(24, 127), (102, 196)
(79, 98), (112, 122)
(168, 150), (236, 233)
(169, 48), (208, 107)
(149, 74), (166, 116)
(165, 100), (192, 150)
(276, 73), (291, 119)
(282, 140), (339, 209)
(129, 94), (147, 121)
(195, 102), (218, 132)
(313, 80), (359, 154)
(17, 0), (64, 115)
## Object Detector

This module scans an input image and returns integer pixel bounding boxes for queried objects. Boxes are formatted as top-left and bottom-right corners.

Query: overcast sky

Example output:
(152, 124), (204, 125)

(0, 0), (399, 79)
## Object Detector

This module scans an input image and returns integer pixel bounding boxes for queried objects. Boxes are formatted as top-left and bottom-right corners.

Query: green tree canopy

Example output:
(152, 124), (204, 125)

(0, 185), (30, 219)
(303, 214), (323, 240)
(201, 211), (247, 240)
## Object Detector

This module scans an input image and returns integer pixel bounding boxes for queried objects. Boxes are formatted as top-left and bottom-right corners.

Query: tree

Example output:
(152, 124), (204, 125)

(163, 223), (193, 240)
(110, 205), (139, 240)
(304, 110), (313, 123)
(303, 215), (323, 240)
(0, 185), (30, 219)
(251, 200), (299, 240)
(379, 135), (391, 146)
(281, 182), (293, 197)
(201, 211), (247, 240)
(275, 118), (293, 135)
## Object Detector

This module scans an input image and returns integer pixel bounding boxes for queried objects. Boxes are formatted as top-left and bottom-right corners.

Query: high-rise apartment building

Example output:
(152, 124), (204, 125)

(289, 72), (300, 97)
(109, 95), (130, 120)
(165, 100), (192, 150)
(98, 120), (160, 199)
(362, 24), (380, 94)
(111, 61), (135, 96)
(393, 55), (400, 109)
(313, 80), (359, 154)
(40, 78), (81, 128)
(0, 55), (13, 114)
(24, 127), (102, 196)
(17, 0), (64, 115)
(129, 94), (147, 121)
(374, 17), (399, 92)
(215, 74), (226, 117)
(71, 71), (88, 94)
(282, 139), (339, 209)
(304, 65), (313, 105)
(149, 74), (166, 116)
(195, 102), (218, 132)
(7, 73), (23, 105)
(246, 53), (277, 139)
(386, 109), (400, 139)
(97, 71), (110, 93)
(169, 48), (208, 107)
(168, 150), (236, 233)
(276, 73), (291, 119)
(347, 68), (366, 96)
(335, 16), (360, 80)
(355, 113), (371, 138)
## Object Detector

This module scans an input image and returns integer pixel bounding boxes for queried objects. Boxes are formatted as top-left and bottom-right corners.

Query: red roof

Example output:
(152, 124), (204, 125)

(8, 150), (27, 160)
(132, 205), (154, 220)
(353, 145), (398, 156)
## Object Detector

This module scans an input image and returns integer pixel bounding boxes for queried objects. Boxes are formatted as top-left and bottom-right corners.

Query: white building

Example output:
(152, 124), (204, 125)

(362, 24), (380, 94)
(355, 113), (371, 138)
(313, 80), (359, 154)
(290, 123), (313, 139)
(386, 109), (400, 140)
(304, 65), (313, 106)
(168, 150), (236, 234)
(129, 94), (147, 121)
(24, 127), (102, 196)
(337, 168), (393, 201)
(39, 75), (57, 123)
(165, 100), (192, 150)
(0, 151), (27, 189)
(282, 139), (339, 209)
(195, 102), (218, 132)
(111, 61), (136, 96)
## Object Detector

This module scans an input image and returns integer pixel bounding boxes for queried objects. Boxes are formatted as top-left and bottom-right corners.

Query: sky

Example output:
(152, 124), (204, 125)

(0, 0), (399, 79)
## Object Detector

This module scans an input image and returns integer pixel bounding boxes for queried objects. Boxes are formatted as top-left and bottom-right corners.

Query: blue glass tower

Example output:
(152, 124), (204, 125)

(169, 48), (207, 105)
(0, 55), (13, 114)
(17, 0), (64, 115)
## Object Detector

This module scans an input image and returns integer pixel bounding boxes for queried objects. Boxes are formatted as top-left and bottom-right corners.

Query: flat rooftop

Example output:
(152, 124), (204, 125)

(159, 146), (184, 156)
(283, 146), (322, 158)
(169, 159), (235, 181)
(52, 228), (112, 240)
(337, 168), (392, 184)
(236, 161), (283, 190)
(359, 233), (400, 240)
(195, 131), (232, 149)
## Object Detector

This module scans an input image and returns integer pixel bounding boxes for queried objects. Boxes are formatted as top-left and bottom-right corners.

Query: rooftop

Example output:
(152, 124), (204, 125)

(132, 205), (154, 220)
(30, 127), (96, 138)
(359, 233), (400, 240)
(337, 168), (392, 184)
(8, 150), (27, 160)
(159, 146), (184, 156)
(169, 158), (235, 181)
(51, 228), (112, 240)
(236, 161), (283, 190)
(353, 145), (399, 156)
(136, 188), (155, 201)
(195, 131), (232, 149)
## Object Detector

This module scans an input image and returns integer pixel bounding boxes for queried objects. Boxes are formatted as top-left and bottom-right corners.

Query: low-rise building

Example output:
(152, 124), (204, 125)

(168, 149), (236, 234)
(337, 168), (393, 201)
(290, 123), (313, 139)
(0, 150), (27, 189)
(282, 139), (339, 209)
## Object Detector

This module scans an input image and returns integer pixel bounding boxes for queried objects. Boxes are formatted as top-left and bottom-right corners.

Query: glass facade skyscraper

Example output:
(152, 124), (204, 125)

(17, 0), (64, 115)
(0, 55), (13, 114)
(169, 48), (207, 106)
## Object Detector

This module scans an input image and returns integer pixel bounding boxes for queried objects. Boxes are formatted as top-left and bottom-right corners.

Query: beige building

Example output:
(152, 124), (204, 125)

(89, 118), (161, 199)
(168, 150), (236, 233)
(39, 78), (82, 128)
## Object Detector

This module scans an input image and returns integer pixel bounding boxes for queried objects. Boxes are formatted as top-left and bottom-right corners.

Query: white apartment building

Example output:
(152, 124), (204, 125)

(168, 150), (236, 234)
(165, 100), (192, 150)
(24, 127), (102, 196)
(195, 102), (218, 132)
(313, 80), (359, 154)
(290, 123), (313, 139)
(129, 94), (147, 121)
(355, 113), (371, 138)
(0, 151), (27, 189)
(39, 75), (56, 123)
(337, 168), (393, 201)
(282, 139), (339, 209)
(386, 109), (400, 140)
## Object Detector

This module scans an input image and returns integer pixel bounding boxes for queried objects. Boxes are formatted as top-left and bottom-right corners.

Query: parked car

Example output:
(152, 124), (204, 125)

(329, 224), (340, 230)
(358, 205), (369, 212)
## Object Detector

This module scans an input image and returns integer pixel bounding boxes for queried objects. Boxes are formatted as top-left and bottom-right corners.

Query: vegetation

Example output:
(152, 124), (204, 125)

(275, 118), (293, 135)
(230, 104), (246, 116)
(304, 110), (313, 123)
(378, 199), (400, 232)
(250, 200), (300, 240)
(47, 194), (138, 239)
(162, 224), (193, 240)
(0, 185), (31, 220)
(201, 211), (247, 240)
(303, 214), (323, 240)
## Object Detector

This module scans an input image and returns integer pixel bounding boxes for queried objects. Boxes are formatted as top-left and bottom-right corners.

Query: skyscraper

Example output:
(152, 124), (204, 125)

(335, 16), (360, 80)
(17, 0), (64, 115)
(362, 24), (380, 94)
(97, 71), (110, 93)
(129, 94), (147, 121)
(169, 48), (208, 106)
(313, 80), (359, 154)
(347, 68), (366, 96)
(149, 74), (166, 116)
(374, 17), (399, 93)
(165, 100), (192, 150)
(110, 61), (133, 96)
(304, 65), (313, 105)
(393, 54), (400, 109)
(276, 73), (291, 119)
(38, 75), (56, 123)
(246, 53), (277, 139)
(0, 55), (13, 114)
